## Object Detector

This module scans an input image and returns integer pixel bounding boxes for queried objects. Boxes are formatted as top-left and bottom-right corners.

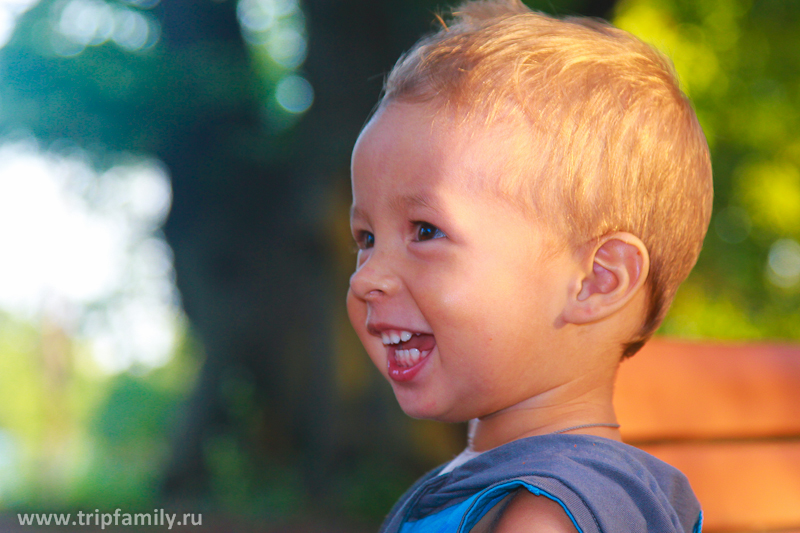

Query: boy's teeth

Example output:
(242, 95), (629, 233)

(381, 329), (417, 345)
(394, 348), (426, 367)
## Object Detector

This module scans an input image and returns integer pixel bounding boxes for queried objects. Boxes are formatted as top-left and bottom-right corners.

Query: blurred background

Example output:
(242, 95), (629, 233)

(0, 0), (796, 530)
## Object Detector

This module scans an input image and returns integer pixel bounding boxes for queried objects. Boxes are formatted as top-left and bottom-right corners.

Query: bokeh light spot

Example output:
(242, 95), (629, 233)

(237, 0), (276, 33)
(767, 239), (800, 288)
(112, 8), (150, 50)
(267, 26), (306, 68)
(57, 0), (113, 46)
(52, 0), (160, 54)
(275, 75), (313, 114)
(237, 0), (310, 117)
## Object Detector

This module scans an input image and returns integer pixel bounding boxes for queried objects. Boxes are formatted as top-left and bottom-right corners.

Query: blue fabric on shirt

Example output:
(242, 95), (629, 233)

(380, 434), (702, 533)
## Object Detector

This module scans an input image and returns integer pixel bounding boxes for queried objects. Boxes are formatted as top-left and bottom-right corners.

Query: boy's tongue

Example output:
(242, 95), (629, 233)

(397, 334), (436, 352)
(388, 334), (436, 380)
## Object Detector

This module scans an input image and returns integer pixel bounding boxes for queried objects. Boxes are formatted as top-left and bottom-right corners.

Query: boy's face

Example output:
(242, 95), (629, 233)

(347, 102), (581, 423)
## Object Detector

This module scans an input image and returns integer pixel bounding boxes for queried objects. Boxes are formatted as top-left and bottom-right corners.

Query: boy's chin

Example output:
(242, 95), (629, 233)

(393, 390), (470, 423)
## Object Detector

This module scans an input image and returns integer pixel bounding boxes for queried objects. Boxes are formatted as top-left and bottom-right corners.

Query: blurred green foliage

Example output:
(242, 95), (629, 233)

(613, 0), (800, 340)
(0, 310), (200, 512)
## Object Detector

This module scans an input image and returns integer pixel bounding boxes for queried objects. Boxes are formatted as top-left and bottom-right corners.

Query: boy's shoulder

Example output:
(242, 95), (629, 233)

(380, 435), (702, 533)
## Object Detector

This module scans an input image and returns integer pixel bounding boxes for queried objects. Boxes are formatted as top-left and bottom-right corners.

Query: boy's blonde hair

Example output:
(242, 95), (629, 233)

(381, 0), (713, 357)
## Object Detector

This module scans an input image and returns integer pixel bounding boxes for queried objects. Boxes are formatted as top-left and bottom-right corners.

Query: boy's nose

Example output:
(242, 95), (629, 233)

(349, 252), (401, 301)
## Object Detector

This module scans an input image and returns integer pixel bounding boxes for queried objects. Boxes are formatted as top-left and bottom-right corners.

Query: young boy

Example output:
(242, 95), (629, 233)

(346, 1), (713, 531)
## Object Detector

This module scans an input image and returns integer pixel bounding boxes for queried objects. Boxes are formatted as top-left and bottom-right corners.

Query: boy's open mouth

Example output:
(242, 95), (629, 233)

(382, 330), (436, 380)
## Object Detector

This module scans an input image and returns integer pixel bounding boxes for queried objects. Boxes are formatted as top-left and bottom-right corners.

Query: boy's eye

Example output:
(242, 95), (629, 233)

(415, 222), (446, 242)
(356, 231), (375, 249)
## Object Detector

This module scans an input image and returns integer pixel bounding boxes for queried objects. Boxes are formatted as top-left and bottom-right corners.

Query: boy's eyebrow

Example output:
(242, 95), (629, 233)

(388, 192), (440, 214)
(349, 192), (441, 221)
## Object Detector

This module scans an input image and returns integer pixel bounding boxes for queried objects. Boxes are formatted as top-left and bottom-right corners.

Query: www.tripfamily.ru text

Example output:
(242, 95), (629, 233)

(18, 509), (202, 529)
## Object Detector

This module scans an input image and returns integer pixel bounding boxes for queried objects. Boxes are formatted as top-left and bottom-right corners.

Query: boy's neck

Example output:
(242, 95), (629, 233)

(467, 376), (620, 452)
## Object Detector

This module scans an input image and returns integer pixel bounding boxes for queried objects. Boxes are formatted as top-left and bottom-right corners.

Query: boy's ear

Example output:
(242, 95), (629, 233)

(562, 233), (650, 325)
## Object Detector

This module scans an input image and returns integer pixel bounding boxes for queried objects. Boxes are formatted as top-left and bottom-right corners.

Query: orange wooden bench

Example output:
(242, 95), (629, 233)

(615, 339), (800, 532)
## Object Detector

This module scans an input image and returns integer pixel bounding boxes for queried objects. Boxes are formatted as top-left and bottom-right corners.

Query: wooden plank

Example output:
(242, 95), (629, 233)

(639, 440), (800, 532)
(615, 339), (800, 442)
